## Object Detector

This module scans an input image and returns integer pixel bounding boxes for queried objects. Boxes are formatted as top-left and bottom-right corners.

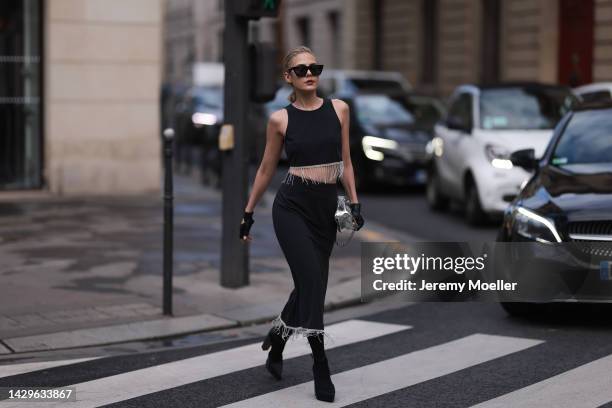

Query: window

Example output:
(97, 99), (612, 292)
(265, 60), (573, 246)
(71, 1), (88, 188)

(397, 95), (445, 131)
(480, 0), (500, 83)
(551, 108), (612, 166)
(579, 90), (612, 103)
(421, 0), (438, 85)
(348, 79), (404, 92)
(354, 94), (415, 126)
(446, 93), (473, 129)
(372, 0), (383, 69)
(479, 87), (577, 130)
(193, 86), (224, 109)
(296, 16), (310, 47)
(327, 11), (340, 67)
(0, 0), (43, 189)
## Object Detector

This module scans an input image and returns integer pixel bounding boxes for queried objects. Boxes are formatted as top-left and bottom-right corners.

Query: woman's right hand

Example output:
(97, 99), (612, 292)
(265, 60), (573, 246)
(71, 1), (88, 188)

(239, 211), (255, 242)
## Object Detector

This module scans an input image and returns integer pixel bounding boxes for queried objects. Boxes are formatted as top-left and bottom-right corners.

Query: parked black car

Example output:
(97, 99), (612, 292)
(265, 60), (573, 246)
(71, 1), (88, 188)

(496, 101), (612, 316)
(173, 85), (267, 187)
(172, 85), (224, 183)
(334, 91), (445, 190)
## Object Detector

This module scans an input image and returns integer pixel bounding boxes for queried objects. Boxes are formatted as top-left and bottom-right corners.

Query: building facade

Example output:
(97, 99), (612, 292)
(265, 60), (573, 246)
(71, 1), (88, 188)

(348, 0), (612, 96)
(282, 0), (353, 69)
(163, 0), (280, 85)
(1, 0), (164, 195)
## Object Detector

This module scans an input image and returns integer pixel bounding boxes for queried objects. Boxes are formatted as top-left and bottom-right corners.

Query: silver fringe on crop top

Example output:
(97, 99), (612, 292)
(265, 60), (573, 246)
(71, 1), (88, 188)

(282, 160), (344, 185)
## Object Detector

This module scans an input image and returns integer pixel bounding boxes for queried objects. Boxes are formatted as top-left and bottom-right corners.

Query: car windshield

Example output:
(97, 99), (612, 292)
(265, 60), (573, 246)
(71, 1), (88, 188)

(579, 90), (612, 103)
(347, 78), (406, 93)
(551, 108), (612, 166)
(479, 87), (576, 130)
(395, 95), (445, 130)
(354, 94), (414, 126)
(193, 86), (223, 109)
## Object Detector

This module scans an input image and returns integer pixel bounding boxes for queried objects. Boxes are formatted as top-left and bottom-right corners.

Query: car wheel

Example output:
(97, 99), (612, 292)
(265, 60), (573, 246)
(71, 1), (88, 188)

(500, 302), (546, 318)
(465, 180), (487, 225)
(426, 169), (449, 211)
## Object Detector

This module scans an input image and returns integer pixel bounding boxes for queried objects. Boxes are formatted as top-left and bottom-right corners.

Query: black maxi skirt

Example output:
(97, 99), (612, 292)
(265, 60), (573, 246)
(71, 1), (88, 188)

(270, 176), (338, 344)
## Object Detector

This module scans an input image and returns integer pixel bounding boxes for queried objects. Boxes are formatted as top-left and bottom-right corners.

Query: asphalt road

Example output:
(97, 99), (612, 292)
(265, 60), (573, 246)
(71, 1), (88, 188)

(2, 301), (612, 407)
(356, 183), (500, 242)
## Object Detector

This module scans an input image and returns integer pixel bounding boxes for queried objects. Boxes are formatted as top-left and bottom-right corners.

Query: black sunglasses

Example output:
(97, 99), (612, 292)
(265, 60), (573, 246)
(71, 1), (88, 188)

(287, 63), (324, 77)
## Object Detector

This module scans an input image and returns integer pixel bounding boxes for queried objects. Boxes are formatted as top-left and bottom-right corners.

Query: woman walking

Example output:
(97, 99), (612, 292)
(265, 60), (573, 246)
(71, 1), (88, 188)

(239, 46), (364, 403)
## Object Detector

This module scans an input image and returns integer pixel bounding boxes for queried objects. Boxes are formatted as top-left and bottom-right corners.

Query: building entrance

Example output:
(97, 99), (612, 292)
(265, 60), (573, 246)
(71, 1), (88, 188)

(558, 0), (594, 87)
(0, 0), (42, 190)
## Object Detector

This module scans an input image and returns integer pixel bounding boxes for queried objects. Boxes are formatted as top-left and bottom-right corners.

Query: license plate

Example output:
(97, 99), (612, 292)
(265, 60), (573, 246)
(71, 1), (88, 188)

(599, 261), (612, 281)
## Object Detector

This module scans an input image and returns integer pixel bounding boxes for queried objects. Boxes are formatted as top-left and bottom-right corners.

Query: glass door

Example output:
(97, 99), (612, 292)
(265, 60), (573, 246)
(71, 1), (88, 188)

(0, 0), (42, 190)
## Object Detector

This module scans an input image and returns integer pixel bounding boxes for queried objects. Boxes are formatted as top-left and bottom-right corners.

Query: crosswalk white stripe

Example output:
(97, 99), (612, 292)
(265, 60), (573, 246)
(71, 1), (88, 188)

(0, 357), (102, 379)
(219, 333), (544, 408)
(0, 319), (410, 408)
(470, 353), (612, 408)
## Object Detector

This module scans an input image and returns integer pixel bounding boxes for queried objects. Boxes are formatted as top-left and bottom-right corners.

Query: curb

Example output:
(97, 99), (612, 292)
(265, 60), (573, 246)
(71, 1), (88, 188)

(0, 277), (364, 354)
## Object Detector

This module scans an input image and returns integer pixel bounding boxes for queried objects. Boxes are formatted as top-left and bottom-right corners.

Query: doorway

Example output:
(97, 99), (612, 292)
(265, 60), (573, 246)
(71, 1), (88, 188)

(558, 0), (594, 87)
(481, 0), (501, 84)
(0, 0), (43, 190)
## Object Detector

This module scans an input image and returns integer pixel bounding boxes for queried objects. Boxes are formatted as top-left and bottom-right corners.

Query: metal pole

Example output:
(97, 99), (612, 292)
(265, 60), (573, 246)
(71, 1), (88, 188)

(163, 128), (175, 315)
(221, 0), (250, 288)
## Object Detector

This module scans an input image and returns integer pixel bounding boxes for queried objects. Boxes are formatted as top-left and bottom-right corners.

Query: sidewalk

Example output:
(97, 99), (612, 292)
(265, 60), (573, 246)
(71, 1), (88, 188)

(0, 170), (418, 354)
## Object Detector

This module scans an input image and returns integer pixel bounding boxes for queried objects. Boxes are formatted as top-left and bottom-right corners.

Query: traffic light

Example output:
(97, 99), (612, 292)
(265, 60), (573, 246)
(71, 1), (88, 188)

(249, 41), (280, 102)
(234, 0), (282, 19)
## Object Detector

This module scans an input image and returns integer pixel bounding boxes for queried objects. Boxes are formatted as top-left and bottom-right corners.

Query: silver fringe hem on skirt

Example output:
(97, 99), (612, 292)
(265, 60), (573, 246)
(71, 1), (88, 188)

(270, 315), (335, 345)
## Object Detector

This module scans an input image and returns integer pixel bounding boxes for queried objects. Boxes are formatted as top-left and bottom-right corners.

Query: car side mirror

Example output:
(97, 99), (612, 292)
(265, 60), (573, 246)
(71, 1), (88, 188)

(510, 149), (538, 171)
(446, 115), (472, 134)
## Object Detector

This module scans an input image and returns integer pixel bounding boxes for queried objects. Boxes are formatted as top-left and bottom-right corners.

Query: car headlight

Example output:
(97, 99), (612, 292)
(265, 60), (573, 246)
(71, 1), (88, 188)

(484, 144), (513, 170)
(192, 112), (218, 126)
(512, 206), (562, 243)
(425, 137), (443, 157)
(362, 135), (398, 161)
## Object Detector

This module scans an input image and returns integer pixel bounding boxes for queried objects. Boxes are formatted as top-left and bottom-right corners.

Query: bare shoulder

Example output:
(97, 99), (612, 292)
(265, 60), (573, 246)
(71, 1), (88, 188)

(268, 107), (288, 136)
(330, 98), (349, 125)
(331, 98), (349, 112)
(269, 107), (288, 126)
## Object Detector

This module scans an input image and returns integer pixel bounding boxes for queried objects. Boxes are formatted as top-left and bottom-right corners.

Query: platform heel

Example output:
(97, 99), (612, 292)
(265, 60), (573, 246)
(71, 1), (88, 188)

(312, 355), (335, 402)
(261, 329), (287, 380)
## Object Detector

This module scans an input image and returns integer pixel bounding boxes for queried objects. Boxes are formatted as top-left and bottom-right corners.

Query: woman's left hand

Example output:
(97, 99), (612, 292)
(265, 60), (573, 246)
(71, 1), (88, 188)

(349, 203), (364, 231)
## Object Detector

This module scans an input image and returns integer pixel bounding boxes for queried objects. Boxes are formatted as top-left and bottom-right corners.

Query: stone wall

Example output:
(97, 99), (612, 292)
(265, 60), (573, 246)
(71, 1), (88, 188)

(44, 0), (163, 195)
(594, 0), (612, 80)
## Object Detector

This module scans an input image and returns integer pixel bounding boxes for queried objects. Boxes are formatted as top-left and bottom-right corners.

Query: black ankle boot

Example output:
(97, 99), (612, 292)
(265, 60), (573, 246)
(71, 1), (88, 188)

(261, 329), (286, 380)
(312, 355), (335, 402)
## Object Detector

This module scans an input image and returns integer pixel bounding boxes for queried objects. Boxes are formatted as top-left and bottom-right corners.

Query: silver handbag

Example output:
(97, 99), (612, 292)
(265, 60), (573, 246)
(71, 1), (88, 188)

(334, 195), (356, 247)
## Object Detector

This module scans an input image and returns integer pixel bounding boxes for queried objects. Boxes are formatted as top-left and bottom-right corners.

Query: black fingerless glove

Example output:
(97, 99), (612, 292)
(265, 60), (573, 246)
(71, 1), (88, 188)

(349, 203), (364, 231)
(239, 211), (254, 240)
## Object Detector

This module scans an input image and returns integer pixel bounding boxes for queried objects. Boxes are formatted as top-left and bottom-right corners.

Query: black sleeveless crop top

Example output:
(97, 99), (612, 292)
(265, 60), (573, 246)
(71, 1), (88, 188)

(282, 97), (343, 185)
